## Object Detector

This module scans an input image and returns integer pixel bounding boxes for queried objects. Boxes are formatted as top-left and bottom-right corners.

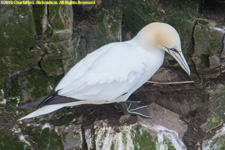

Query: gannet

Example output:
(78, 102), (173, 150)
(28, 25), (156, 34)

(19, 22), (190, 120)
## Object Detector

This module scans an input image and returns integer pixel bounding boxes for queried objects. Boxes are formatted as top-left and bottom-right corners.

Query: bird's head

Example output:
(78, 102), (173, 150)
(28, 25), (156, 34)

(135, 22), (191, 75)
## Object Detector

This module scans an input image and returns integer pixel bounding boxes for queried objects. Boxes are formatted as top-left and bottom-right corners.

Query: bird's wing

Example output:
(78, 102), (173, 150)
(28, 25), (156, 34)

(56, 42), (148, 102)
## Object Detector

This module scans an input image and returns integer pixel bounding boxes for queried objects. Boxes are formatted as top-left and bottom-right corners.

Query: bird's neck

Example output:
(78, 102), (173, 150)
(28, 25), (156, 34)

(131, 36), (164, 55)
(131, 35), (154, 52)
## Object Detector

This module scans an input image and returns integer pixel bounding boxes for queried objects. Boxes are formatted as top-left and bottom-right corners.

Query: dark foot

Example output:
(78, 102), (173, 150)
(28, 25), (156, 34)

(113, 101), (152, 119)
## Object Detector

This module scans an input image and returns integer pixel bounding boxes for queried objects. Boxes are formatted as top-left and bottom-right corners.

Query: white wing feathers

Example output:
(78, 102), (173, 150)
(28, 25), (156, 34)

(56, 42), (147, 102)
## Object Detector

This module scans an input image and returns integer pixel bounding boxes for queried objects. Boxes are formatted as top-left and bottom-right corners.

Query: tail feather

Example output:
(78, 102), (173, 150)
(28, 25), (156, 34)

(18, 92), (82, 120)
(19, 101), (87, 120)
(19, 92), (80, 109)
(19, 96), (48, 109)
(37, 91), (59, 108)
(39, 95), (80, 106)
(18, 103), (68, 120)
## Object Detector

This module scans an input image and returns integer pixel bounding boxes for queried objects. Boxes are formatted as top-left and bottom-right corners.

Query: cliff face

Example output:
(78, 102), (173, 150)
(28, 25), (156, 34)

(0, 0), (224, 149)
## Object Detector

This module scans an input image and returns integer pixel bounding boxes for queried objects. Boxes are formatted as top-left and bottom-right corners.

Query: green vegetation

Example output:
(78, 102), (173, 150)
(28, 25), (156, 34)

(49, 6), (65, 29)
(27, 126), (63, 150)
(201, 112), (223, 132)
(33, 5), (45, 35)
(0, 130), (31, 150)
(131, 126), (156, 150)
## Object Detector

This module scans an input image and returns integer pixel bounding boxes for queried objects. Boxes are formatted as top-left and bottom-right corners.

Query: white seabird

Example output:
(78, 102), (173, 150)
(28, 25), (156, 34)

(19, 22), (190, 120)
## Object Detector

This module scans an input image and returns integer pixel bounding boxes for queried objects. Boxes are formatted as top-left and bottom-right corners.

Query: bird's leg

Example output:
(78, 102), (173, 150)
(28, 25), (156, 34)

(113, 101), (152, 119)
(113, 101), (141, 113)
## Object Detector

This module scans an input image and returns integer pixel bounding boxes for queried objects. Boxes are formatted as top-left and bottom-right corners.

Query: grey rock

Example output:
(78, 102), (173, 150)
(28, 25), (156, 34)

(85, 128), (95, 150)
(93, 103), (188, 150)
(73, 8), (122, 61)
(221, 59), (225, 73)
(200, 111), (223, 133)
(207, 84), (225, 121)
(192, 21), (224, 79)
(209, 55), (221, 69)
(194, 22), (224, 57)
(140, 103), (188, 140)
(55, 124), (83, 150)
(221, 38), (225, 58)
(119, 114), (131, 124)
(202, 124), (225, 150)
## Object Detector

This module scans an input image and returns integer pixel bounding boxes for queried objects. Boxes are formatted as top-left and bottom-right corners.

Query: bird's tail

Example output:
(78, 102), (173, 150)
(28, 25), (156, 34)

(18, 92), (83, 121)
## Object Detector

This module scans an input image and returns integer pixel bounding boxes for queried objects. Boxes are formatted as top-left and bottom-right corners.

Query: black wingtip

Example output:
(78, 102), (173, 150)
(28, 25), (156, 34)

(37, 90), (60, 108)
(18, 96), (48, 109)
(18, 91), (59, 109)
(18, 103), (30, 109)
(18, 90), (81, 109)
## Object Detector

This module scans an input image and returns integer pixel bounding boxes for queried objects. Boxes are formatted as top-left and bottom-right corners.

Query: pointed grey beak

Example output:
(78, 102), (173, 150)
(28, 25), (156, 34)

(167, 48), (191, 75)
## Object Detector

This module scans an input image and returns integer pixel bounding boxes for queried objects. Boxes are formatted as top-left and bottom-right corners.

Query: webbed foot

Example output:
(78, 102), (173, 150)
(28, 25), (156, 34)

(113, 101), (152, 119)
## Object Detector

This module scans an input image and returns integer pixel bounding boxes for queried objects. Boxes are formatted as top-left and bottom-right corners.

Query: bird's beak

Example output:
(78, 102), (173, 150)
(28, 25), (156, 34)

(167, 49), (191, 75)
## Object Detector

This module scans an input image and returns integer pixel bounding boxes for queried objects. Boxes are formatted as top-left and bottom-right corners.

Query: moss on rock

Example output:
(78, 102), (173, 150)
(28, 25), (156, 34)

(73, 7), (122, 62)
(40, 55), (64, 76)
(0, 130), (31, 150)
(194, 22), (224, 57)
(204, 133), (225, 150)
(0, 5), (41, 88)
(208, 135), (225, 150)
(123, 0), (157, 37)
(201, 112), (223, 132)
(209, 87), (225, 121)
(49, 108), (74, 126)
(27, 126), (63, 150)
(49, 5), (65, 30)
(32, 5), (46, 35)
(131, 126), (156, 150)
(6, 68), (54, 102)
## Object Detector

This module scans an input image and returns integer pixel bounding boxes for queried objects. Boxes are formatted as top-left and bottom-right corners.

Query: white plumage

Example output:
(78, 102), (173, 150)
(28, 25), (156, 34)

(56, 40), (164, 102)
(19, 22), (190, 120)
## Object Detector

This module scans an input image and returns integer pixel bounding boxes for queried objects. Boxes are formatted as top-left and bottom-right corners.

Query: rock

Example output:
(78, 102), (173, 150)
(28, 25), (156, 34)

(192, 55), (209, 71)
(192, 20), (224, 78)
(85, 128), (95, 150)
(221, 59), (225, 73)
(55, 124), (83, 150)
(151, 67), (180, 82)
(140, 103), (188, 140)
(24, 123), (63, 150)
(119, 114), (131, 124)
(94, 120), (136, 150)
(44, 5), (74, 74)
(0, 130), (31, 150)
(208, 85), (225, 121)
(202, 124), (225, 150)
(194, 21), (224, 57)
(221, 38), (225, 58)
(192, 54), (221, 78)
(73, 7), (122, 60)
(5, 68), (54, 102)
(200, 111), (223, 133)
(40, 54), (64, 76)
(0, 5), (41, 87)
(209, 55), (221, 69)
(93, 103), (188, 150)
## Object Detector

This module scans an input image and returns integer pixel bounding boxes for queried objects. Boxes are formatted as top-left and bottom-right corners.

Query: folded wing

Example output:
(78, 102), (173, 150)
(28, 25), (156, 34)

(56, 42), (147, 103)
